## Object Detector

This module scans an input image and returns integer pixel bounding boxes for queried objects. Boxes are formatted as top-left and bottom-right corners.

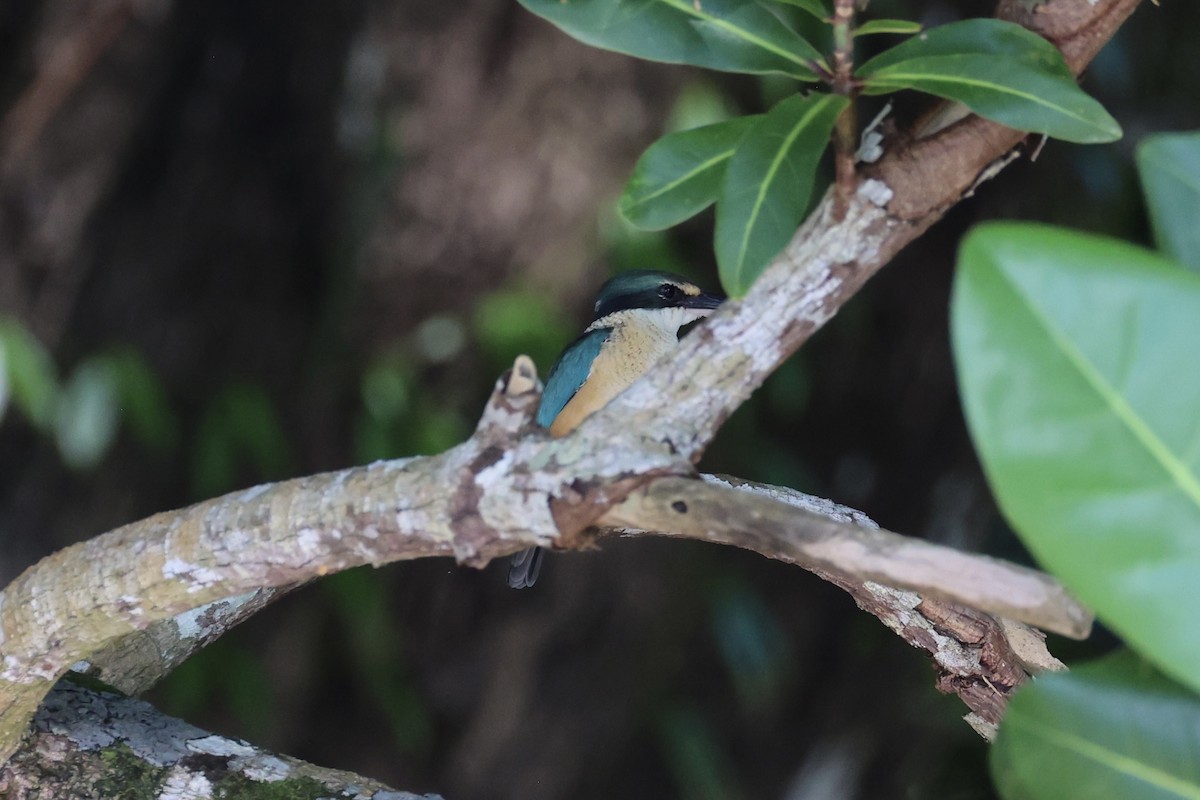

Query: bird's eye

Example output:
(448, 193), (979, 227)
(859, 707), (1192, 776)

(658, 283), (682, 302)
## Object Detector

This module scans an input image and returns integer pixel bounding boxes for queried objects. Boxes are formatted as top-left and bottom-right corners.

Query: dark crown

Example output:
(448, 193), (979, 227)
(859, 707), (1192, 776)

(592, 270), (722, 320)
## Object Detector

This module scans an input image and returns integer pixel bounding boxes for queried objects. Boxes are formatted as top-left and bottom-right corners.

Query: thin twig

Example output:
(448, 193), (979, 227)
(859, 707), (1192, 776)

(830, 0), (858, 220)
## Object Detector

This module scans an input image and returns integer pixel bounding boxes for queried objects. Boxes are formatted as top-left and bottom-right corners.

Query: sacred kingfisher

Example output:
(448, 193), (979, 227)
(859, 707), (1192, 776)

(508, 269), (724, 588)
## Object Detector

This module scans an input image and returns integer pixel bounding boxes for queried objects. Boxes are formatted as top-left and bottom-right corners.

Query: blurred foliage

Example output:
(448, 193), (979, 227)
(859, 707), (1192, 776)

(474, 290), (573, 377)
(191, 383), (295, 498)
(707, 353), (818, 492)
(664, 81), (740, 133)
(53, 356), (120, 471)
(658, 705), (744, 800)
(0, 319), (58, 432)
(2, 1), (1198, 799)
(161, 640), (276, 743)
(601, 210), (692, 279)
(1137, 130), (1200, 273)
(108, 348), (181, 455)
(323, 568), (433, 755)
(354, 349), (471, 462)
(710, 583), (794, 715)
(0, 322), (179, 469)
(354, 353), (417, 463)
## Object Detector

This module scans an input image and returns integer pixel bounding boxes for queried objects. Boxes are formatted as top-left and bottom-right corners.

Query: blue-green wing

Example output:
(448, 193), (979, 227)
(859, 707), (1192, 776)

(536, 327), (611, 428)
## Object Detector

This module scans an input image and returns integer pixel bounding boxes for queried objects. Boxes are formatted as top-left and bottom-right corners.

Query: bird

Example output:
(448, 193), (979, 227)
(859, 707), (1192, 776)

(507, 269), (724, 588)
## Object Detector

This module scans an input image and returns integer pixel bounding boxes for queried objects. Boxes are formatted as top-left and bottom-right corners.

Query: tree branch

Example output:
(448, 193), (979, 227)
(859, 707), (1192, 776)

(72, 472), (1082, 737)
(601, 476), (1090, 639)
(0, 681), (438, 800)
(0, 0), (1144, 769)
(602, 475), (1069, 737)
(588, 0), (1143, 460)
(79, 587), (296, 696)
(0, 369), (1085, 756)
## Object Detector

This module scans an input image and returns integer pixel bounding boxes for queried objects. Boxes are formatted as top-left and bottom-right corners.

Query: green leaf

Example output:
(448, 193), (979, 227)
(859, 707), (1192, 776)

(771, 0), (829, 19)
(54, 357), (120, 470)
(952, 223), (1200, 693)
(854, 19), (922, 36)
(0, 319), (59, 430)
(621, 116), (761, 230)
(992, 651), (1200, 800)
(858, 19), (1120, 143)
(715, 92), (846, 296)
(1138, 131), (1200, 273)
(858, 17), (1073, 81)
(516, 0), (826, 81)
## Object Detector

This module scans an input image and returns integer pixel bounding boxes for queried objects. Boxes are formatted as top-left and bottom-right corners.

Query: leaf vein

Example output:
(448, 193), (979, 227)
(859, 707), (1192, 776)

(1001, 270), (1200, 510)
(625, 149), (736, 211)
(869, 72), (1097, 128)
(1008, 716), (1200, 799)
(732, 96), (836, 282)
(655, 0), (814, 70)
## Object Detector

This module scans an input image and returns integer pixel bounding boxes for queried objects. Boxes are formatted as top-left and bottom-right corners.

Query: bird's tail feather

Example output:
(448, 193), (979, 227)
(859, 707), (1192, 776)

(508, 547), (544, 588)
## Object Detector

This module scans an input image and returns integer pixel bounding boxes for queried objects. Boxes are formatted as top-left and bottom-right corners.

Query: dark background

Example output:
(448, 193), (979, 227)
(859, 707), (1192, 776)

(1, 1), (1196, 797)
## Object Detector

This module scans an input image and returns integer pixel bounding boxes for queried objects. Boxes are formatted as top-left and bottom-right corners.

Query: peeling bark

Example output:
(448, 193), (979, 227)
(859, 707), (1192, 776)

(601, 477), (1090, 639)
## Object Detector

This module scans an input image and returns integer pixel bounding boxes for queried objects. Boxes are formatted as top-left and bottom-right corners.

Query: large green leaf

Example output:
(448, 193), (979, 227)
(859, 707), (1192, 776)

(858, 19), (1120, 143)
(715, 92), (846, 296)
(1138, 131), (1200, 273)
(620, 116), (761, 230)
(517, 0), (825, 81)
(953, 223), (1200, 693)
(992, 651), (1200, 800)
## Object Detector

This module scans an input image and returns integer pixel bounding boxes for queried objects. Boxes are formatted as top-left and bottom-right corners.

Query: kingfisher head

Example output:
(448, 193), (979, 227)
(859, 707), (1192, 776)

(591, 270), (724, 331)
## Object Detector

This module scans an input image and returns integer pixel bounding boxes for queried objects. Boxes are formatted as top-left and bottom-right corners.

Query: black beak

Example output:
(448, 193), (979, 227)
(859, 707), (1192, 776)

(684, 291), (725, 311)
